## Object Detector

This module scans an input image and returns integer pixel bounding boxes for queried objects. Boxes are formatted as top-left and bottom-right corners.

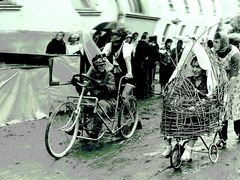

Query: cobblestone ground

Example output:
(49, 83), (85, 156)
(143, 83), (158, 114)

(0, 81), (240, 180)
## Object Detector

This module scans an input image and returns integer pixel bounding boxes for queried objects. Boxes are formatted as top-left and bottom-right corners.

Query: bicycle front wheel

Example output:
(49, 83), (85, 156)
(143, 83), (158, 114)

(45, 102), (79, 158)
(118, 96), (138, 139)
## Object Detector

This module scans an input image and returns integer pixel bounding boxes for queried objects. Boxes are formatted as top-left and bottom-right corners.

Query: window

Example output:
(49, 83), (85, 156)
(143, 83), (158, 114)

(179, 25), (186, 36)
(0, 0), (21, 10)
(162, 24), (171, 42)
(0, 0), (12, 4)
(197, 0), (203, 14)
(211, 0), (216, 16)
(183, 0), (190, 13)
(128, 0), (143, 13)
(207, 27), (212, 35)
(194, 26), (199, 34)
(80, 0), (92, 8)
(73, 0), (95, 9)
(168, 0), (174, 11)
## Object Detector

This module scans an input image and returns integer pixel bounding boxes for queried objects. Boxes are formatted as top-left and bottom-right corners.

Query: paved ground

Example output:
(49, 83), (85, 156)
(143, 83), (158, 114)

(0, 76), (239, 180)
(1, 94), (240, 180)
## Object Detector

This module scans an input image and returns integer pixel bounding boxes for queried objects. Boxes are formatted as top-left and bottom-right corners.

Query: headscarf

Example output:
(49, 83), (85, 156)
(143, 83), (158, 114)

(214, 32), (230, 54)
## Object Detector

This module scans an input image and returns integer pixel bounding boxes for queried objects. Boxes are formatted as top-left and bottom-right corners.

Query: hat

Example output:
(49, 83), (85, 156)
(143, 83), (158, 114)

(92, 54), (106, 66)
(71, 33), (80, 39)
(126, 34), (132, 39)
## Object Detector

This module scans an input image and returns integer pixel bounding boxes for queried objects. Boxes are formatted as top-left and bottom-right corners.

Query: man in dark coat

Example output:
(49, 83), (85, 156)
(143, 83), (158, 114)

(133, 34), (150, 98)
(159, 38), (174, 90)
(148, 36), (160, 94)
(46, 31), (66, 54)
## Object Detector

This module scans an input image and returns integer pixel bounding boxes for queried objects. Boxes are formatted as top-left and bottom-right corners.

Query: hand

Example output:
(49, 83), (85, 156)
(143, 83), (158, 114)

(113, 59), (119, 66)
(125, 73), (133, 79)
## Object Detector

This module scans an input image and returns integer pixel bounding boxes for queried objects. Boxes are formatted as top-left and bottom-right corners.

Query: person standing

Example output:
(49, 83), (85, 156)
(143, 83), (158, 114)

(134, 34), (150, 98)
(46, 31), (66, 85)
(102, 29), (134, 87)
(148, 36), (160, 95)
(131, 32), (139, 58)
(213, 32), (240, 148)
(171, 39), (183, 65)
(46, 31), (66, 54)
(66, 33), (84, 55)
(102, 29), (126, 64)
(159, 38), (174, 91)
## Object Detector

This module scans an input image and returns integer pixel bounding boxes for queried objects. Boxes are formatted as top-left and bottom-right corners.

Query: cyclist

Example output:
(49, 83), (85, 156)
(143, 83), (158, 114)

(76, 54), (116, 139)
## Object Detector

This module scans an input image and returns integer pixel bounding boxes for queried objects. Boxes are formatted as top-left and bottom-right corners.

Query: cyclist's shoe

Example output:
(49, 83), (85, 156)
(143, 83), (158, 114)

(66, 128), (80, 136)
(181, 145), (192, 162)
(88, 132), (99, 139)
(161, 145), (172, 158)
(136, 121), (143, 129)
(216, 139), (227, 149)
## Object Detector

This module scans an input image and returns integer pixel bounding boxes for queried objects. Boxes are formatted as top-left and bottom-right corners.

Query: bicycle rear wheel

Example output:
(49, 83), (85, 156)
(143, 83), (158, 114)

(118, 96), (138, 139)
(45, 102), (79, 158)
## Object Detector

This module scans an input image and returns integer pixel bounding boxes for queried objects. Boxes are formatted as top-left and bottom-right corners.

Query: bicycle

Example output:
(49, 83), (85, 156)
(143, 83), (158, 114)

(45, 74), (139, 158)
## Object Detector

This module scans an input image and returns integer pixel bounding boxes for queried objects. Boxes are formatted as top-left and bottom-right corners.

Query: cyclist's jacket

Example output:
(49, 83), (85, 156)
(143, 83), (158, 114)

(87, 69), (116, 101)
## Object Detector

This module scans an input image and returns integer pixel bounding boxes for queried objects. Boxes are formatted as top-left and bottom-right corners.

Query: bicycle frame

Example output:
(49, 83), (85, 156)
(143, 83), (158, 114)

(66, 76), (132, 141)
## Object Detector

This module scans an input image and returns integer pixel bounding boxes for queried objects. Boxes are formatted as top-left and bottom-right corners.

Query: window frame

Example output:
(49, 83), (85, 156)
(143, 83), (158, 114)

(197, 0), (203, 15)
(179, 25), (186, 36)
(168, 0), (174, 11)
(0, 0), (21, 10)
(183, 0), (190, 13)
(128, 0), (143, 14)
(194, 26), (199, 35)
(78, 0), (93, 9)
(162, 24), (171, 42)
(211, 0), (216, 16)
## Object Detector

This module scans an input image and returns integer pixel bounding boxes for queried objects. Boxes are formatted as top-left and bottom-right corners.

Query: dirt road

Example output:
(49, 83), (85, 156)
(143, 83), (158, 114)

(0, 96), (240, 180)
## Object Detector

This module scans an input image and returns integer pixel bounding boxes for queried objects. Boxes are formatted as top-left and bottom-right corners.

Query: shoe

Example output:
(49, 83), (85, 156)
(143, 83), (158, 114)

(136, 121), (142, 129)
(89, 132), (99, 139)
(161, 145), (172, 158)
(66, 129), (81, 136)
(237, 134), (240, 141)
(181, 145), (192, 162)
(216, 139), (227, 149)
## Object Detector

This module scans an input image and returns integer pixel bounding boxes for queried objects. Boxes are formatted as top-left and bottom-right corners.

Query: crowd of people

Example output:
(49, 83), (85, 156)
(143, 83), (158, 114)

(45, 29), (185, 99)
(45, 29), (240, 162)
(94, 29), (184, 99)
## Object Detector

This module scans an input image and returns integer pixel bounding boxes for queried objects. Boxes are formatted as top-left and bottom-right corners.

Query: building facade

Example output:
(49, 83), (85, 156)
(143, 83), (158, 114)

(0, 0), (239, 49)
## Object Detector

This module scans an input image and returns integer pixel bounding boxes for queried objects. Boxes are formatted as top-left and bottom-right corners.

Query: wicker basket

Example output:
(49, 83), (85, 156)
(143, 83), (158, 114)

(160, 76), (227, 139)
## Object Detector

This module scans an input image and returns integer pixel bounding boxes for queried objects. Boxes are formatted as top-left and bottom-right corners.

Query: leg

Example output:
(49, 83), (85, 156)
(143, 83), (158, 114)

(234, 119), (240, 139)
(219, 120), (228, 141)
(181, 137), (198, 161)
(90, 100), (114, 138)
(161, 136), (172, 158)
(217, 120), (228, 148)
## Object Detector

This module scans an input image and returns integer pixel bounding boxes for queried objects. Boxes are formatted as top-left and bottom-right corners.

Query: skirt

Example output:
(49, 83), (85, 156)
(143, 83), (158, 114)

(225, 74), (240, 121)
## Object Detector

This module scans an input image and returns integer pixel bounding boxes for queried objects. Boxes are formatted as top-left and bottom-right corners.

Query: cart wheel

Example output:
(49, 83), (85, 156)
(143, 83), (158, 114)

(45, 102), (79, 158)
(170, 145), (183, 170)
(208, 143), (219, 163)
(118, 96), (138, 139)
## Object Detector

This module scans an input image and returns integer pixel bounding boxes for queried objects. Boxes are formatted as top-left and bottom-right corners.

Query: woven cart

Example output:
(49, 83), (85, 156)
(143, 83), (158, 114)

(160, 76), (227, 139)
(159, 41), (229, 170)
